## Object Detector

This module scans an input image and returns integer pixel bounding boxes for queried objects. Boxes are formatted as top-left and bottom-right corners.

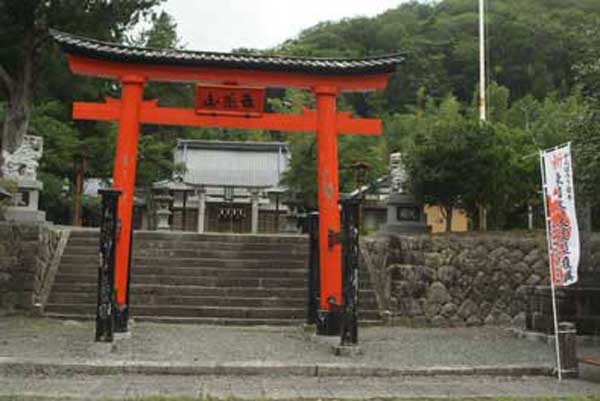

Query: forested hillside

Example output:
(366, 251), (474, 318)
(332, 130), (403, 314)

(275, 0), (600, 229)
(1, 0), (599, 229)
(277, 0), (600, 112)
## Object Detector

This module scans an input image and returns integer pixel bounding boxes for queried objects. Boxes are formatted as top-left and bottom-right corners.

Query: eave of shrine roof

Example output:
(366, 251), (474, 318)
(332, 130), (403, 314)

(176, 139), (288, 153)
(51, 30), (403, 76)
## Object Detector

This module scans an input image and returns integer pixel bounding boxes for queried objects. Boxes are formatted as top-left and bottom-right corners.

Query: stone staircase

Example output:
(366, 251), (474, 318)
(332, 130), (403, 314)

(44, 229), (382, 325)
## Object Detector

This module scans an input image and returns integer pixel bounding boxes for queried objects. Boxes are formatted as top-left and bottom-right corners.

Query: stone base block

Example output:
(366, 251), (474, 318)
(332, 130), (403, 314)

(3, 207), (46, 223)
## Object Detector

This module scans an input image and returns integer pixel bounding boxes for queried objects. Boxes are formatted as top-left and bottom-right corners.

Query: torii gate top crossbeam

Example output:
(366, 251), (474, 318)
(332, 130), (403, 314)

(51, 30), (403, 91)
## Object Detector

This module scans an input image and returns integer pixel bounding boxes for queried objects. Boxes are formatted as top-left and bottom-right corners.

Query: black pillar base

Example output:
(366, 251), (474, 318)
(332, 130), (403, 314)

(114, 306), (129, 333)
(316, 309), (341, 336)
(340, 312), (358, 346)
(94, 306), (114, 343)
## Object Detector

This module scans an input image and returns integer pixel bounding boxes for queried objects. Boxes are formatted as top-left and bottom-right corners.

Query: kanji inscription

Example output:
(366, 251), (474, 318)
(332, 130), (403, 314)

(195, 85), (264, 116)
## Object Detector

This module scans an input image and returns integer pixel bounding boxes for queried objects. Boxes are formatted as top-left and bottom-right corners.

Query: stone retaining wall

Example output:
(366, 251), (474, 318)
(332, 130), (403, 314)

(0, 222), (68, 313)
(361, 232), (600, 327)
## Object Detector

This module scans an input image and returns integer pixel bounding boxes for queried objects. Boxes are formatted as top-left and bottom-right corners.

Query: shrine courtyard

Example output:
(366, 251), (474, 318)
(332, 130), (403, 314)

(2, 316), (600, 399)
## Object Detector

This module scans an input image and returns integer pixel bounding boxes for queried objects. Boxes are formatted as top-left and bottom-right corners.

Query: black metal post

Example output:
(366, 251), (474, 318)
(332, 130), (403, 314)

(96, 189), (121, 342)
(113, 220), (133, 333)
(340, 198), (360, 345)
(318, 299), (342, 336)
(307, 212), (320, 325)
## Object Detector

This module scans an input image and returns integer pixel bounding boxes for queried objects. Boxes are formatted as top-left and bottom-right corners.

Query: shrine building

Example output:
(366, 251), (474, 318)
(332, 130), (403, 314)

(152, 139), (290, 234)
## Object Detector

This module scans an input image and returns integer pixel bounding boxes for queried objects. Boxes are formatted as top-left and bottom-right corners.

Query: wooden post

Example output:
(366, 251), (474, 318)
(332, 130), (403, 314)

(196, 187), (206, 233)
(250, 188), (260, 234)
(314, 86), (342, 313)
(112, 74), (144, 330)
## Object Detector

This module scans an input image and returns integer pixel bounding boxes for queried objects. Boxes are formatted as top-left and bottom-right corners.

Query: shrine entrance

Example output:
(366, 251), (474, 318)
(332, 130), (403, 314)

(52, 30), (400, 341)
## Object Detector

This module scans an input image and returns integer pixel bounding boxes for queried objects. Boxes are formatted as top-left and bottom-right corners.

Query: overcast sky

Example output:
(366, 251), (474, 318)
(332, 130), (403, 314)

(162, 0), (410, 52)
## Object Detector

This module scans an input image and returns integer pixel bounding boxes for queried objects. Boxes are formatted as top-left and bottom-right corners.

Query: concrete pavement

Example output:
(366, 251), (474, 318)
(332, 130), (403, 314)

(2, 316), (600, 400)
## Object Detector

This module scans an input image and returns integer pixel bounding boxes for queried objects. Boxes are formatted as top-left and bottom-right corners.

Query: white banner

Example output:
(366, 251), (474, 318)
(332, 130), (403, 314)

(541, 143), (580, 287)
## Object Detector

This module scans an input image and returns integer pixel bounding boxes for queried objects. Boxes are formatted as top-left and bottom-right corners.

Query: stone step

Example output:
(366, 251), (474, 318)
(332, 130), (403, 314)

(133, 249), (308, 259)
(53, 272), (373, 290)
(45, 304), (307, 319)
(135, 241), (308, 251)
(46, 293), (379, 309)
(50, 283), (379, 300)
(64, 238), (309, 250)
(60, 255), (307, 269)
(58, 265), (309, 279)
(52, 270), (372, 290)
(51, 283), (310, 298)
(66, 229), (100, 238)
(44, 303), (382, 320)
(43, 313), (306, 326)
(48, 294), (304, 307)
(67, 229), (308, 244)
(63, 246), (309, 258)
(53, 273), (308, 288)
(134, 232), (309, 244)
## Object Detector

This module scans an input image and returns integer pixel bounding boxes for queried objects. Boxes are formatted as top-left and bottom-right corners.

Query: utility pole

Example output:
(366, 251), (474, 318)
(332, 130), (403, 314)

(479, 0), (487, 122)
(478, 0), (488, 231)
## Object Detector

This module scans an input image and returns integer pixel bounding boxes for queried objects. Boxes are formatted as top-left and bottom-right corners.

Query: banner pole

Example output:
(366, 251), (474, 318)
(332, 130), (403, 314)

(539, 149), (563, 381)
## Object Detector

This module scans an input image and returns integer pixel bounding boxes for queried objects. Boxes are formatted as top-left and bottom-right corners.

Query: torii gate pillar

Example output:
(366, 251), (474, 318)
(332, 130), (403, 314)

(113, 75), (144, 329)
(314, 86), (342, 315)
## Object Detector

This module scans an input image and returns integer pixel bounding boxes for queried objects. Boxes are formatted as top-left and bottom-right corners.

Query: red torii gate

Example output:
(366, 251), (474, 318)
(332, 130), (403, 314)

(52, 30), (401, 330)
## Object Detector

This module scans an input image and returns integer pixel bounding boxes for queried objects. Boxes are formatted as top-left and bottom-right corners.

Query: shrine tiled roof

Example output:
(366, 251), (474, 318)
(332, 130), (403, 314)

(51, 30), (403, 75)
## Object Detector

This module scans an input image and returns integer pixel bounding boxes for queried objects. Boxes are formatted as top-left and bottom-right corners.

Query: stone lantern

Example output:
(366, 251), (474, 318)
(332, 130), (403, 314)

(383, 152), (429, 234)
(153, 192), (173, 231)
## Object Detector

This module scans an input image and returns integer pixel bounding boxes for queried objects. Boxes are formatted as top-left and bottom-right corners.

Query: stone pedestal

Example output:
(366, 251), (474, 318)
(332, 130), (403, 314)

(383, 192), (429, 234)
(3, 178), (46, 222)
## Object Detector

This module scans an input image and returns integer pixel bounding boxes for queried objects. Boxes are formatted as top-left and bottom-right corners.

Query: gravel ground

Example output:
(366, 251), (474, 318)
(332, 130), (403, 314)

(2, 373), (600, 400)
(0, 316), (558, 368)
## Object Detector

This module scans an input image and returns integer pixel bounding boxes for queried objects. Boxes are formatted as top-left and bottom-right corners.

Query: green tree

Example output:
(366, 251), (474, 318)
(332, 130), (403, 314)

(0, 0), (163, 173)
(400, 95), (533, 231)
(570, 107), (600, 211)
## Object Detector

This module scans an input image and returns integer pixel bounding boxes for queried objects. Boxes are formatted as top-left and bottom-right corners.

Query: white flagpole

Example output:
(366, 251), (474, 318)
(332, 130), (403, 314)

(479, 0), (487, 122)
(539, 149), (563, 381)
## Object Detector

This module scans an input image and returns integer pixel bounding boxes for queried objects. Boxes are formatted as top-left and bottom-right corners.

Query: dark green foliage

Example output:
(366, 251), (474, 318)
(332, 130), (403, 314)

(38, 171), (71, 224)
